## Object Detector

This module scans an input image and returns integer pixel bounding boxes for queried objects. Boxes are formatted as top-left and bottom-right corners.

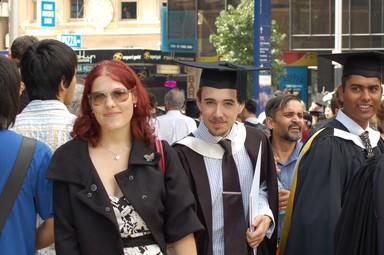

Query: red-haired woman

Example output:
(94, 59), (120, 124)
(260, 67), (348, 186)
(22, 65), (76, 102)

(47, 60), (203, 255)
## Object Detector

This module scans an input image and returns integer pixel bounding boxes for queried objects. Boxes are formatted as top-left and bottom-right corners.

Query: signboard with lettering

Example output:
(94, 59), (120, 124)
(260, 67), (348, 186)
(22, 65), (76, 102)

(59, 34), (82, 48)
(37, 0), (56, 27)
(74, 49), (195, 65)
(280, 66), (308, 104)
(254, 0), (272, 115)
(161, 5), (198, 53)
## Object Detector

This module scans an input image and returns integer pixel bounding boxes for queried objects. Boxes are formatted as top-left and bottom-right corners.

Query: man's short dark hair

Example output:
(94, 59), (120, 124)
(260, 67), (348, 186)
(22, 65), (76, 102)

(244, 98), (257, 114)
(0, 56), (20, 129)
(20, 39), (78, 101)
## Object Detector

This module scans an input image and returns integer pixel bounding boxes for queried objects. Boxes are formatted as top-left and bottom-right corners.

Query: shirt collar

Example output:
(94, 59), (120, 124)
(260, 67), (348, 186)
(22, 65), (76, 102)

(245, 117), (259, 125)
(22, 100), (72, 113)
(336, 108), (381, 146)
(165, 110), (183, 116)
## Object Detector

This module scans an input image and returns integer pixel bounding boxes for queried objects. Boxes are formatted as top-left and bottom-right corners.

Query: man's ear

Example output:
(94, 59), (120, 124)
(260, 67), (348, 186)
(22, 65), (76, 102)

(238, 102), (245, 114)
(265, 116), (274, 130)
(337, 84), (344, 103)
(59, 78), (66, 91)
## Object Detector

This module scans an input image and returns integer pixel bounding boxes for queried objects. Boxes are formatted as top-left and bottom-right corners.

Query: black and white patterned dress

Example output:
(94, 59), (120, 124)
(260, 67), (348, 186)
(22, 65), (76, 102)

(109, 195), (163, 255)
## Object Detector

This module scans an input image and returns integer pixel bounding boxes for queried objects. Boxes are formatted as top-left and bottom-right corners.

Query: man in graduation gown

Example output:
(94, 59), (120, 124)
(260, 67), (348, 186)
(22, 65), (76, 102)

(278, 51), (384, 255)
(173, 61), (278, 255)
(374, 154), (384, 255)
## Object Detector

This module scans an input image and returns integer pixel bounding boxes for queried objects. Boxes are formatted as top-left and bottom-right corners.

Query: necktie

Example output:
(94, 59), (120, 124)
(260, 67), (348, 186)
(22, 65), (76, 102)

(218, 139), (248, 255)
(359, 131), (374, 158)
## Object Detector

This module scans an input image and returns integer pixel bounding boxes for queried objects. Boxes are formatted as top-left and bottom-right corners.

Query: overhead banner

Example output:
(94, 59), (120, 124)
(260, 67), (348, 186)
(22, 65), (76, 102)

(74, 49), (195, 75)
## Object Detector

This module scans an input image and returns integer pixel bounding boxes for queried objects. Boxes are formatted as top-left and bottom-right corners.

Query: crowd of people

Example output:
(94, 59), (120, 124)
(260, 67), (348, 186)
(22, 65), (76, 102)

(1, 35), (384, 255)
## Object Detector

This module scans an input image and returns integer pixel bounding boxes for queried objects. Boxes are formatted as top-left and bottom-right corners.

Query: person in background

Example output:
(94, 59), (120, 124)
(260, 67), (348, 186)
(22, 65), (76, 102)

(376, 100), (384, 139)
(279, 51), (384, 255)
(148, 92), (163, 118)
(173, 61), (278, 255)
(0, 56), (53, 254)
(46, 60), (203, 255)
(12, 39), (78, 151)
(67, 77), (85, 116)
(185, 100), (201, 127)
(301, 111), (312, 143)
(154, 88), (197, 144)
(264, 95), (304, 240)
(309, 85), (343, 138)
(122, 6), (132, 19)
(239, 97), (270, 136)
(11, 39), (78, 255)
(10, 35), (39, 113)
(258, 90), (284, 125)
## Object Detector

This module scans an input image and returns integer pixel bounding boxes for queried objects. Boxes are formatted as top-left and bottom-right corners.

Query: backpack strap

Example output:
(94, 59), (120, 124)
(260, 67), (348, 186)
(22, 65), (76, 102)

(0, 136), (37, 232)
(155, 139), (165, 174)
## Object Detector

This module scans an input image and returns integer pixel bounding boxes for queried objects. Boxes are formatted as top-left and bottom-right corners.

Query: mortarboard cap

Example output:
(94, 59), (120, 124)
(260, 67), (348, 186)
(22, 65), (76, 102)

(319, 51), (384, 80)
(178, 61), (268, 102)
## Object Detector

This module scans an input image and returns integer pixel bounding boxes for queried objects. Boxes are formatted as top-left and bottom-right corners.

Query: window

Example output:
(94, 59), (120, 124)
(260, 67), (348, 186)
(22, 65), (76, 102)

(71, 0), (84, 19)
(121, 2), (137, 19)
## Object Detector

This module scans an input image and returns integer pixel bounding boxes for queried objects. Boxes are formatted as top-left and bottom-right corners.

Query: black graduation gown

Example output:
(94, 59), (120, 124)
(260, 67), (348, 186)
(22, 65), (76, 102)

(375, 154), (384, 255)
(284, 119), (384, 255)
(172, 126), (278, 255)
(333, 155), (379, 255)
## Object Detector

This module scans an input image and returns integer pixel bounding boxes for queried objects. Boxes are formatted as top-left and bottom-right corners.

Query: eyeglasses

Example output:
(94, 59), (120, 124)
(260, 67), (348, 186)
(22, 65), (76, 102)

(88, 88), (133, 106)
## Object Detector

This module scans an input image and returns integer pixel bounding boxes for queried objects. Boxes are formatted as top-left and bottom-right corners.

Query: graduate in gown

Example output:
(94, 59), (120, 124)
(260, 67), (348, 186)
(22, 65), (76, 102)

(374, 154), (384, 255)
(279, 51), (384, 255)
(173, 61), (278, 255)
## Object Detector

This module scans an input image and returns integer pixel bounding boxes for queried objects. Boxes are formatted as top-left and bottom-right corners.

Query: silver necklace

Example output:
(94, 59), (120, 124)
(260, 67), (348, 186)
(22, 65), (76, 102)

(100, 143), (128, 161)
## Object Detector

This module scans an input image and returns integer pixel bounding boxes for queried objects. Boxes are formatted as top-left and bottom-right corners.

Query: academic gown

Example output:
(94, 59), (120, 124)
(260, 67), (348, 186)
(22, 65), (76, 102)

(172, 126), (278, 255)
(375, 154), (384, 255)
(283, 119), (384, 255)
(333, 155), (379, 255)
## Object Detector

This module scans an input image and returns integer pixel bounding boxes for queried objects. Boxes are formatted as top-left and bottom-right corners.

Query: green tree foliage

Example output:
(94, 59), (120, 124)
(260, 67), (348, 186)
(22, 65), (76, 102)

(210, 0), (287, 95)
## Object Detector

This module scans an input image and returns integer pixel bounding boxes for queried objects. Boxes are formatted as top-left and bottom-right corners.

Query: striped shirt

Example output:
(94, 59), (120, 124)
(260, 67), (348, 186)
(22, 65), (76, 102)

(193, 121), (273, 255)
(11, 100), (76, 151)
(11, 100), (77, 255)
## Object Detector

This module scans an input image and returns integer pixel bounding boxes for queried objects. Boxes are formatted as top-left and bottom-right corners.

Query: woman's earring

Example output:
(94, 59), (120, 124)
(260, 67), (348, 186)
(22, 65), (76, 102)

(134, 103), (137, 108)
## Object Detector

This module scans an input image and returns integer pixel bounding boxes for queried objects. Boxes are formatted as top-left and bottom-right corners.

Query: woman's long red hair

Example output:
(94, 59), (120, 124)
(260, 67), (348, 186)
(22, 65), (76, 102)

(72, 60), (155, 146)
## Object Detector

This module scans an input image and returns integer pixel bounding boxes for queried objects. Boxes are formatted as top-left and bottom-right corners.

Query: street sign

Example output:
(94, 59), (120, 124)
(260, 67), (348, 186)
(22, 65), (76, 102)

(254, 0), (272, 115)
(37, 0), (56, 27)
(59, 34), (82, 48)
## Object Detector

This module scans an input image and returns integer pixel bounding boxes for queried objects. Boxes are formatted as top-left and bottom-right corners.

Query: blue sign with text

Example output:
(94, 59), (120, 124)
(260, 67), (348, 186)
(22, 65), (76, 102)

(41, 1), (55, 27)
(254, 0), (272, 115)
(60, 34), (82, 48)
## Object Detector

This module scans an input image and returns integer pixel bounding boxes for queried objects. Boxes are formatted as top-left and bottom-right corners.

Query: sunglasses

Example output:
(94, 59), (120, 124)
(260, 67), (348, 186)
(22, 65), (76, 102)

(88, 88), (133, 106)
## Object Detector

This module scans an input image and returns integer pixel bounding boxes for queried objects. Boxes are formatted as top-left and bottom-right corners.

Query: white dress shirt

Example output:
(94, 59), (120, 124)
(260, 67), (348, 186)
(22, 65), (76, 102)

(154, 110), (197, 145)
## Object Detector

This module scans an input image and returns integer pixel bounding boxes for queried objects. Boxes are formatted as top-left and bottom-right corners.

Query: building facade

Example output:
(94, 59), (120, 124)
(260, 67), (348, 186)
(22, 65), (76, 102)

(2, 0), (165, 49)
